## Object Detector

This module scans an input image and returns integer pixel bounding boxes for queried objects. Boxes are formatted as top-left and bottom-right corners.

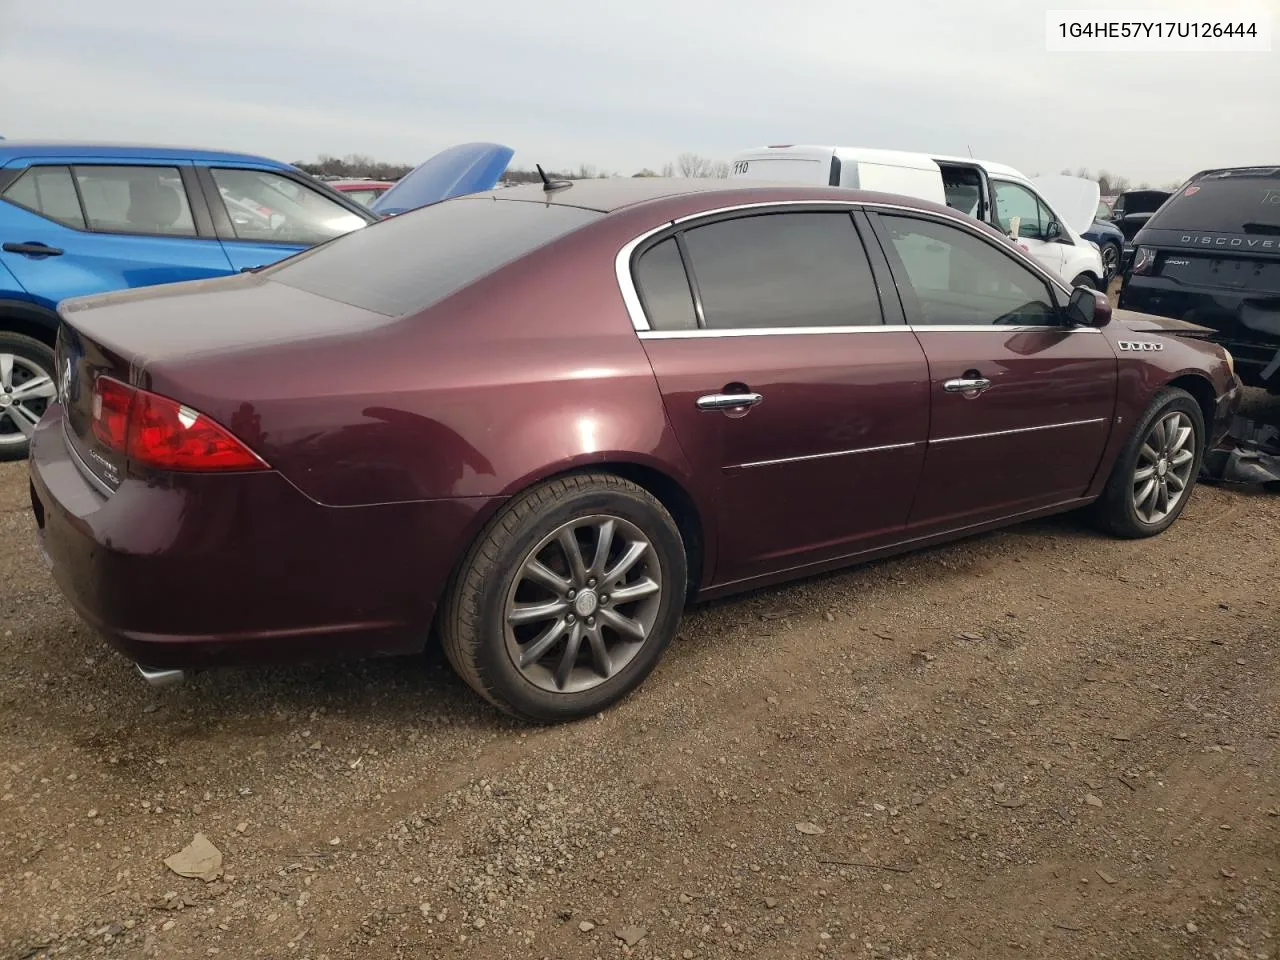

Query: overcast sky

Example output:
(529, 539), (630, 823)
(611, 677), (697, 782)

(2, 0), (1275, 185)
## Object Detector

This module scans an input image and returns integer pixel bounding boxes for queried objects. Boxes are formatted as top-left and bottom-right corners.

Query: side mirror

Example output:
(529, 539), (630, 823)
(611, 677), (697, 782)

(1045, 220), (1062, 240)
(1067, 285), (1111, 328)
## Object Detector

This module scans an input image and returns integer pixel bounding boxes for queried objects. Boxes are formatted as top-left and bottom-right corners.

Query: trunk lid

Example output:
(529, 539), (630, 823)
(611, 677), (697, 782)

(55, 272), (393, 491)
(369, 142), (514, 216)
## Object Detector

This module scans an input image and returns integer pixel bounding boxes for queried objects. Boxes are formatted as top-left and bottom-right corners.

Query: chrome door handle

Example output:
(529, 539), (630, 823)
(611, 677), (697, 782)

(696, 392), (764, 411)
(943, 377), (992, 395)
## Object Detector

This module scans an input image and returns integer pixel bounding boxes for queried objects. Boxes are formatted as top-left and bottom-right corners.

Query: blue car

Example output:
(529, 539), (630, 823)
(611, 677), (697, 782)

(1082, 202), (1125, 284)
(0, 140), (514, 459)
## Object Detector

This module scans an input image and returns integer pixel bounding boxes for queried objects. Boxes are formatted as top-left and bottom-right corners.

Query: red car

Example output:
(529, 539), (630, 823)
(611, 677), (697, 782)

(28, 178), (1240, 721)
(326, 179), (396, 208)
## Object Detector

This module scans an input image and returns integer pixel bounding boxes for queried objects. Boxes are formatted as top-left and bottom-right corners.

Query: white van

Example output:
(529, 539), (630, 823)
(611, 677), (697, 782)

(729, 145), (1105, 290)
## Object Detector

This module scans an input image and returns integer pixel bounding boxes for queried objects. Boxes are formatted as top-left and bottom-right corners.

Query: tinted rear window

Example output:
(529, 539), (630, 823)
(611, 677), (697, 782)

(1147, 172), (1280, 235)
(265, 197), (602, 315)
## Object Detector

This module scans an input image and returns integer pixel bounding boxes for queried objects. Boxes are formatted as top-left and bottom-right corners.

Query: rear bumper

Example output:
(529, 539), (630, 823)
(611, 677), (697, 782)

(28, 404), (500, 670)
(1118, 279), (1280, 386)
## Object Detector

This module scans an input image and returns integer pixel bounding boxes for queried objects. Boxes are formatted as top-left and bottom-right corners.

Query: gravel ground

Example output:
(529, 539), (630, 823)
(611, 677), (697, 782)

(1, 395), (1277, 960)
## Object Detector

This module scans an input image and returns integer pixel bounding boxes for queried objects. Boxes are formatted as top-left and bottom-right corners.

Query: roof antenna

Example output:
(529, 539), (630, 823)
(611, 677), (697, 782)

(536, 163), (572, 192)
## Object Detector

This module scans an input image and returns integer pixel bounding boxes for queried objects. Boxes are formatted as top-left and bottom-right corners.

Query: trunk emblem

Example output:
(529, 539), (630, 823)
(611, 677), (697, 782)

(1118, 341), (1163, 352)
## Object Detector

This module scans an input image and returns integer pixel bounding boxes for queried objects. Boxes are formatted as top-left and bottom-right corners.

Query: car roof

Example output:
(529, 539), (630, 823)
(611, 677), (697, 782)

(0, 140), (293, 168)
(469, 177), (970, 228)
(471, 176), (870, 213)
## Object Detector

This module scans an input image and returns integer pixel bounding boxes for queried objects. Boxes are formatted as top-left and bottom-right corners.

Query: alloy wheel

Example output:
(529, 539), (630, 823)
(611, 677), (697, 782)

(1102, 243), (1119, 276)
(1131, 411), (1196, 524)
(503, 515), (662, 694)
(0, 352), (54, 448)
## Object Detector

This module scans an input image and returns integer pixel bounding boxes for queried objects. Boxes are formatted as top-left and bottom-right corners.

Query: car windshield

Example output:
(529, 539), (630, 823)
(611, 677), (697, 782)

(264, 196), (602, 316)
(1146, 171), (1280, 234)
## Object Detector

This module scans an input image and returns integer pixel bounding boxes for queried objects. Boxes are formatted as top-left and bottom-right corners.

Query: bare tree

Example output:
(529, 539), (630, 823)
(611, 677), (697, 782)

(710, 160), (731, 179)
(677, 152), (714, 178)
(660, 162), (675, 178)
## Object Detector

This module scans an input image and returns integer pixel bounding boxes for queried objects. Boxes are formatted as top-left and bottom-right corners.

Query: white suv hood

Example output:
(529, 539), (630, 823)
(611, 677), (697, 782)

(1029, 175), (1101, 236)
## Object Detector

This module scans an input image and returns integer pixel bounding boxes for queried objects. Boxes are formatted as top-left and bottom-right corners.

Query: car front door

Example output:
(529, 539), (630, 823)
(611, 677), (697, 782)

(626, 207), (931, 587)
(196, 166), (370, 272)
(0, 162), (234, 306)
(867, 210), (1117, 531)
(991, 177), (1067, 281)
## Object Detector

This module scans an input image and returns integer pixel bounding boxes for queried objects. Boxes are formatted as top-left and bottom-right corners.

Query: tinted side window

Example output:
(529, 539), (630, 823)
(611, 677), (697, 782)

(74, 166), (197, 236)
(880, 214), (1058, 326)
(992, 180), (1045, 239)
(680, 212), (882, 330)
(210, 168), (366, 245)
(634, 238), (697, 331)
(2, 166), (86, 229)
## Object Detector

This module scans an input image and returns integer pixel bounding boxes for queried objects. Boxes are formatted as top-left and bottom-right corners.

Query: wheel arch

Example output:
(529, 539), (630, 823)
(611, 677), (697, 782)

(0, 299), (60, 348)
(478, 456), (711, 601)
(1167, 372), (1216, 433)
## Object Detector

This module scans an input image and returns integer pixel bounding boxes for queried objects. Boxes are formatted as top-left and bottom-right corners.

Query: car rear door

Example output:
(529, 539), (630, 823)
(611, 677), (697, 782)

(0, 161), (233, 307)
(625, 206), (931, 587)
(867, 209), (1117, 531)
(195, 165), (371, 272)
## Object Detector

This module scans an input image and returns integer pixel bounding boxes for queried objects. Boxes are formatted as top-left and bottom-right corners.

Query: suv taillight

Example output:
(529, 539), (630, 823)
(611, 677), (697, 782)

(1131, 246), (1158, 276)
(91, 377), (267, 472)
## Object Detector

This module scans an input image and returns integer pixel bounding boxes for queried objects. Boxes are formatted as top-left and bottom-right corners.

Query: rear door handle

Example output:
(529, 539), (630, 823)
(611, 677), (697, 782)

(696, 392), (764, 411)
(3, 242), (64, 257)
(943, 377), (992, 395)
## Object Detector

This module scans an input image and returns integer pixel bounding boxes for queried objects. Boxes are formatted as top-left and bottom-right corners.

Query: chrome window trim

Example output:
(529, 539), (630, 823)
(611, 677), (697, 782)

(638, 324), (1100, 340)
(931, 417), (1107, 445)
(615, 221), (677, 332)
(909, 325), (1101, 334)
(736, 441), (919, 470)
(614, 198), (1077, 335)
(638, 325), (907, 340)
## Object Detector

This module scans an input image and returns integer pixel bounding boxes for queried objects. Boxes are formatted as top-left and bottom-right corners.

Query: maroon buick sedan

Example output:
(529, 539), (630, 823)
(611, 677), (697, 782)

(28, 178), (1240, 720)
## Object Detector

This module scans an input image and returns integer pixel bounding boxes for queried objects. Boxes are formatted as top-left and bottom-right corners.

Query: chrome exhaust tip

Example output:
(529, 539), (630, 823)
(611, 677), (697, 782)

(135, 663), (186, 688)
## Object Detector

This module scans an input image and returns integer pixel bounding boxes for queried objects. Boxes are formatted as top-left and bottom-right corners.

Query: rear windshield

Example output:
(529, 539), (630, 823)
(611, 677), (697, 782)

(264, 197), (602, 315)
(1146, 171), (1280, 235)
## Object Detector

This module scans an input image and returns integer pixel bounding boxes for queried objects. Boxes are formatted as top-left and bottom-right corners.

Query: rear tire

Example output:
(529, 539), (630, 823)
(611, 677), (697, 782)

(0, 331), (56, 462)
(440, 472), (687, 722)
(1093, 387), (1204, 539)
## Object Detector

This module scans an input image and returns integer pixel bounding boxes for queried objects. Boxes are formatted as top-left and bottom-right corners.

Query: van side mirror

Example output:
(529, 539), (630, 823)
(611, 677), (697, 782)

(1067, 285), (1111, 328)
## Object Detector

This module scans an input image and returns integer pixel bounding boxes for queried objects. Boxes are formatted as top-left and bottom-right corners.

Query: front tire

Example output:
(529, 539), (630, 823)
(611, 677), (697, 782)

(440, 472), (687, 722)
(1070, 273), (1099, 291)
(1100, 242), (1121, 282)
(1093, 387), (1204, 539)
(0, 331), (56, 462)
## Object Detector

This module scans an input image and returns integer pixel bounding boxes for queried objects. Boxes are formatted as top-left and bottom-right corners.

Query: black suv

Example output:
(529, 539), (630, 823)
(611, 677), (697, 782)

(1118, 166), (1280, 389)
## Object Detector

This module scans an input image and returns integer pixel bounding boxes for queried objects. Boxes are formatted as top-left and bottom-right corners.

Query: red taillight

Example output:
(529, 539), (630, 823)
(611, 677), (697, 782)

(91, 377), (267, 472)
(91, 377), (133, 450)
